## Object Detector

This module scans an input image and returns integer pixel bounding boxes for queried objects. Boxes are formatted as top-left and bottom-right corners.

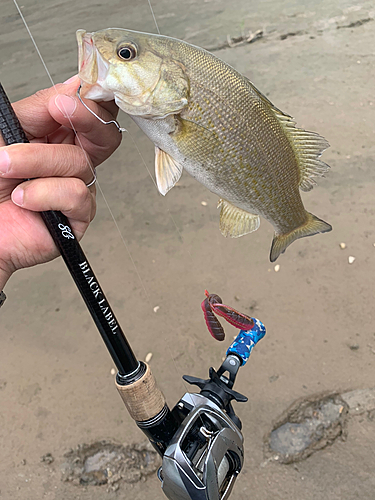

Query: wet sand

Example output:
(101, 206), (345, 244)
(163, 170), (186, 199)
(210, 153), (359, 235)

(1, 1), (375, 498)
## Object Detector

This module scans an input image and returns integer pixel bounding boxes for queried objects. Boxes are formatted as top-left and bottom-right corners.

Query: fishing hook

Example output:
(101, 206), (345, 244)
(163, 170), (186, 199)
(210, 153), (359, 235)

(76, 85), (127, 133)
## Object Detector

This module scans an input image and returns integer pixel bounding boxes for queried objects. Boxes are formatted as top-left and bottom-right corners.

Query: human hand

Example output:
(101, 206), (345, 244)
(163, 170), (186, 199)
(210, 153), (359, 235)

(0, 76), (121, 290)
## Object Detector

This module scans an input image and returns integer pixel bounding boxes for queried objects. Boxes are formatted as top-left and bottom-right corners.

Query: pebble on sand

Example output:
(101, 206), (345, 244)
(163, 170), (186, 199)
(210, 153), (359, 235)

(153, 306), (160, 313)
(145, 352), (153, 363)
(348, 256), (355, 264)
(340, 242), (346, 249)
(110, 368), (116, 375)
(349, 344), (359, 351)
(274, 264), (280, 272)
(201, 201), (208, 206)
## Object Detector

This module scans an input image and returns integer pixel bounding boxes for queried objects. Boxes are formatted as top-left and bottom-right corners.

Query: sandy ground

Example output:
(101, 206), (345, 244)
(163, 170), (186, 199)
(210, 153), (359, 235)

(1, 0), (375, 499)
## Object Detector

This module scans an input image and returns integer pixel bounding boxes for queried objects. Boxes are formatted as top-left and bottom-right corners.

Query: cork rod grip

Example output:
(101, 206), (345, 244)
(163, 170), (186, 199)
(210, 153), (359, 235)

(115, 363), (166, 422)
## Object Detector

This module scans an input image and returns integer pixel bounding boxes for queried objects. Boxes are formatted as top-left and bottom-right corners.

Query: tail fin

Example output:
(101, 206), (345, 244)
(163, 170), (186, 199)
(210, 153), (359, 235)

(270, 213), (332, 262)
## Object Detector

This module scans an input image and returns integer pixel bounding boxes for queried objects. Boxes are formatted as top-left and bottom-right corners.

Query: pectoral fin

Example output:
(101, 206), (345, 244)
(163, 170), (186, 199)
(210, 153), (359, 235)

(218, 199), (260, 238)
(155, 147), (183, 196)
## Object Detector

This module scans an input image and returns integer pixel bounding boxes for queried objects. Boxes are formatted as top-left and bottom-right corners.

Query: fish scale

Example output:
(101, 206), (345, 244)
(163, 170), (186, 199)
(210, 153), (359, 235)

(77, 28), (332, 261)
(178, 79), (302, 226)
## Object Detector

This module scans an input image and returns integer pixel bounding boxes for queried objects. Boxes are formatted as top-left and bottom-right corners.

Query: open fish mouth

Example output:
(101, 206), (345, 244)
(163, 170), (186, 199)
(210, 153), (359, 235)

(76, 30), (113, 101)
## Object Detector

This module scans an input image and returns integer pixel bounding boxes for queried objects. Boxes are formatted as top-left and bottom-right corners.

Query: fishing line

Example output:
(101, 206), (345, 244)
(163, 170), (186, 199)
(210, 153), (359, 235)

(140, 0), (195, 252)
(11, 0), (217, 419)
(147, 0), (161, 34)
(135, 0), (220, 414)
(13, 0), (192, 300)
(11, 0), (150, 301)
(9, 1), (193, 382)
(125, 127), (195, 256)
(12, 1), (54, 89)
(124, 123), (201, 413)
(75, 84), (156, 295)
(10, 0), (192, 325)
(125, 128), (158, 191)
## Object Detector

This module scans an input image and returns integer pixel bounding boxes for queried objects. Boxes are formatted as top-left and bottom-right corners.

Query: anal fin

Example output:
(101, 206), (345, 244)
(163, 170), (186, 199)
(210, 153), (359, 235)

(218, 199), (260, 238)
(155, 146), (183, 196)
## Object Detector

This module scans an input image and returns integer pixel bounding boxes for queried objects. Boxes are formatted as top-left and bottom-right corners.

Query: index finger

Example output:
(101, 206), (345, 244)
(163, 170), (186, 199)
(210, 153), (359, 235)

(3, 77), (122, 166)
(12, 77), (119, 137)
(47, 78), (122, 165)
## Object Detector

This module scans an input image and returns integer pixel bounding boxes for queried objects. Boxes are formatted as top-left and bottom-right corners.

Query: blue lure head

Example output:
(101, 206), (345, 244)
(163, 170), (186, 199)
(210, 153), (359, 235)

(226, 318), (266, 366)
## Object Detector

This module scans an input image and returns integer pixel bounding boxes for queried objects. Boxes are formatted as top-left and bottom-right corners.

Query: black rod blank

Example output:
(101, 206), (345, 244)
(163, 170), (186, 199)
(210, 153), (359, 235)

(0, 82), (139, 376)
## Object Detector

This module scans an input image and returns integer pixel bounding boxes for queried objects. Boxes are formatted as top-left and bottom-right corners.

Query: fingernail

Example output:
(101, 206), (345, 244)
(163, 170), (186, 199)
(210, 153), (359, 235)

(0, 149), (10, 174)
(55, 94), (77, 118)
(63, 75), (78, 85)
(12, 187), (24, 206)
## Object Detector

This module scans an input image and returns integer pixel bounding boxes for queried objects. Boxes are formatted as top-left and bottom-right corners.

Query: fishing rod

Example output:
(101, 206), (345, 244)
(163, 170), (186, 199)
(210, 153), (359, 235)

(0, 82), (266, 500)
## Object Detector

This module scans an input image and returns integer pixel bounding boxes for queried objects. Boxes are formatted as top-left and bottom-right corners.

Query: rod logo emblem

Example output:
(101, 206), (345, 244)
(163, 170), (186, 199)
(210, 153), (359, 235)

(58, 223), (75, 239)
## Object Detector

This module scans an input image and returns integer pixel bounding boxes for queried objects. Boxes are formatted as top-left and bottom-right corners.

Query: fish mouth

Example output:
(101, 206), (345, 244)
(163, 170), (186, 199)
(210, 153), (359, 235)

(76, 30), (113, 101)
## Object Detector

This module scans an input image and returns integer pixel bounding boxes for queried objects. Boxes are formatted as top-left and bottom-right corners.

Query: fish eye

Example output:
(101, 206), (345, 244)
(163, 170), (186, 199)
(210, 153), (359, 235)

(117, 44), (137, 61)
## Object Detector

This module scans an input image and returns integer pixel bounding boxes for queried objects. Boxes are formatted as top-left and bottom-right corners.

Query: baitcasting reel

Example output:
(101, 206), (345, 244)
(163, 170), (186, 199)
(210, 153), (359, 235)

(159, 319), (266, 500)
(160, 391), (243, 500)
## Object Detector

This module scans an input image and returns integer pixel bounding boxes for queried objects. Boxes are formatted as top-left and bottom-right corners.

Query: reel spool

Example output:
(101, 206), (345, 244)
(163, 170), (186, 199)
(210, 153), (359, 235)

(160, 393), (244, 500)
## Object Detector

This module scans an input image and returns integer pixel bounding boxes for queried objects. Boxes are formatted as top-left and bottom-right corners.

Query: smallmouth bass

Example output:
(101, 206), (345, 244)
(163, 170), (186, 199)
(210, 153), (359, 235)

(77, 28), (332, 261)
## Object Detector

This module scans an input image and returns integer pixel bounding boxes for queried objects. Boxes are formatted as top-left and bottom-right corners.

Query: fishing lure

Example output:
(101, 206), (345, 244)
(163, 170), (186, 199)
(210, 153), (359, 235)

(201, 290), (254, 341)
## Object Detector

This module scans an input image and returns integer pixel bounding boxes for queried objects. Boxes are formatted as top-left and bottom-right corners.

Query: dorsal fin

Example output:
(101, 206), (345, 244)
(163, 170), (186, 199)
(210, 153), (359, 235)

(246, 78), (330, 192)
